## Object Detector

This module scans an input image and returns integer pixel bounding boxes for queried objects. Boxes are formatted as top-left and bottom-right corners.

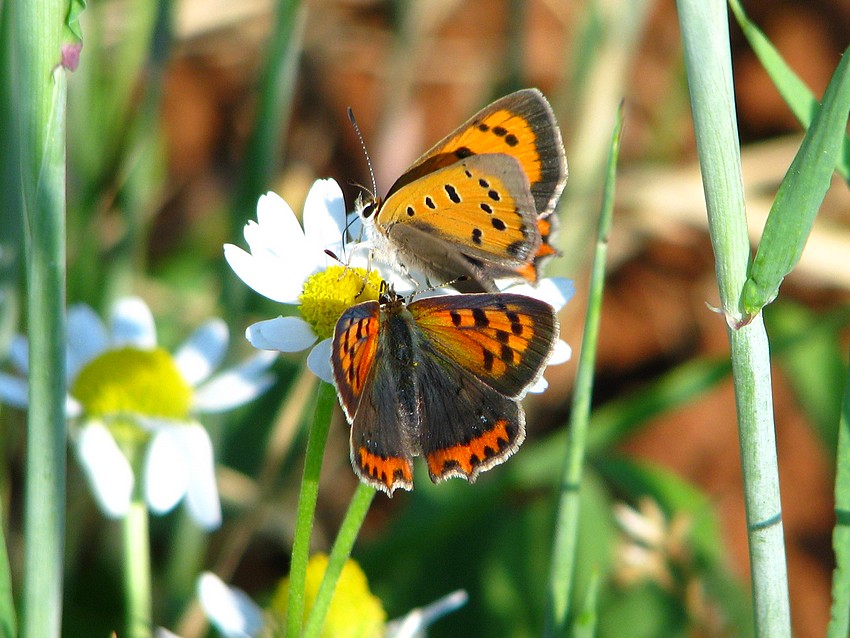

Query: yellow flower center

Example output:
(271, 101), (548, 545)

(71, 347), (193, 421)
(299, 266), (382, 340)
(268, 553), (386, 638)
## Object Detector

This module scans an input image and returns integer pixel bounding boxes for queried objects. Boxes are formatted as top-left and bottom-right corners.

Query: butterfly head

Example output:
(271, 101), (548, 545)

(353, 191), (382, 221)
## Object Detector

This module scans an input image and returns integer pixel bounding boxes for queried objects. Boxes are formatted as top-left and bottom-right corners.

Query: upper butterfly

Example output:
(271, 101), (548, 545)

(356, 88), (567, 293)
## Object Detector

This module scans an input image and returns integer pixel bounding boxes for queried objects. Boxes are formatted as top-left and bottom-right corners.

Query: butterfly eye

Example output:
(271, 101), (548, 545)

(362, 201), (377, 219)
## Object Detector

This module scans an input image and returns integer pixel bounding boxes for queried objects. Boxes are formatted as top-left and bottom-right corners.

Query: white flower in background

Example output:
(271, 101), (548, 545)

(195, 560), (468, 638)
(0, 297), (276, 529)
(224, 179), (390, 383)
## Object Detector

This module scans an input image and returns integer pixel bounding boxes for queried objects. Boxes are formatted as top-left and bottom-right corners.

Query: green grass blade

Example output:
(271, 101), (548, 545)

(827, 345), (850, 637)
(544, 103), (623, 636)
(570, 570), (599, 638)
(0, 496), (16, 638)
(231, 0), (304, 223)
(728, 0), (850, 182)
(741, 47), (850, 316)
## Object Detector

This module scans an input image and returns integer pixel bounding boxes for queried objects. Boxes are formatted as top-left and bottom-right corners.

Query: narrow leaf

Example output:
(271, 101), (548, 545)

(741, 47), (850, 316)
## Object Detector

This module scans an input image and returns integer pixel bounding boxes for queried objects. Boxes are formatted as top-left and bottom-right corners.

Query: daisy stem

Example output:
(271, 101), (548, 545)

(286, 380), (337, 637)
(302, 482), (375, 638)
(544, 103), (622, 636)
(16, 0), (68, 636)
(123, 497), (153, 638)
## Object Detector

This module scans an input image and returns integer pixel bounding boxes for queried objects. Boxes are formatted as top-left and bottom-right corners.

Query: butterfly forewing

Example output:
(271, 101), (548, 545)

(386, 88), (567, 219)
(331, 301), (382, 422)
(408, 293), (558, 398)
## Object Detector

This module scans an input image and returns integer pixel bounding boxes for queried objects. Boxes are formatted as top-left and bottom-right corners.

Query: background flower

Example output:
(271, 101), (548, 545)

(0, 297), (276, 529)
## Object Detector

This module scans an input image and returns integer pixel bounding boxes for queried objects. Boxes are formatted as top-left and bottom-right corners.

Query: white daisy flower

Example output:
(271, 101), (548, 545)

(224, 179), (390, 383)
(0, 297), (276, 530)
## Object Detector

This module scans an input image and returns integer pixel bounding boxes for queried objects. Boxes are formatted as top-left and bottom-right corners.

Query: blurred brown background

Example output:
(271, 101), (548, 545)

(112, 0), (850, 634)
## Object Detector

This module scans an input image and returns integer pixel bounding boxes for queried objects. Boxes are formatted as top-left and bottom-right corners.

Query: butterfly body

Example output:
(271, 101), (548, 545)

(331, 287), (559, 496)
(360, 88), (567, 293)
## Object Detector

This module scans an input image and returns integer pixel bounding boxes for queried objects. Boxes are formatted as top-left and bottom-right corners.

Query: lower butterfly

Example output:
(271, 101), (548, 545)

(331, 283), (560, 495)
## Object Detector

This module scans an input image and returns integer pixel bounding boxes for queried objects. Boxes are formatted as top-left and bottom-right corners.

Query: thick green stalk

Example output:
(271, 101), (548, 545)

(303, 483), (375, 638)
(676, 0), (790, 635)
(544, 105), (622, 636)
(16, 1), (68, 637)
(286, 380), (337, 637)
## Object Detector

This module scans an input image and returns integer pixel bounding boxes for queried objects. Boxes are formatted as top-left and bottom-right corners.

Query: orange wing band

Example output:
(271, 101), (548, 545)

(426, 419), (513, 478)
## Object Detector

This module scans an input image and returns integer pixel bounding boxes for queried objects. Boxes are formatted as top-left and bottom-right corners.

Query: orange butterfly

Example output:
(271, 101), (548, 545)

(357, 88), (567, 293)
(331, 284), (559, 495)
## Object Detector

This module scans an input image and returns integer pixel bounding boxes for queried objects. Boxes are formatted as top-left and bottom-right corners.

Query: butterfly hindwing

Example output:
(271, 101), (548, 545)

(412, 343), (526, 484)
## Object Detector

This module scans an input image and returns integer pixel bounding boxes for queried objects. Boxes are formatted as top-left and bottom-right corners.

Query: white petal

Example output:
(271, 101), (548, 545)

(254, 191), (299, 239)
(75, 422), (133, 518)
(66, 395), (83, 418)
(386, 590), (469, 638)
(548, 339), (572, 366)
(154, 628), (182, 638)
(67, 304), (108, 379)
(223, 243), (305, 304)
(197, 572), (264, 638)
(306, 338), (333, 383)
(527, 376), (549, 394)
(0, 373), (29, 408)
(193, 351), (277, 413)
(303, 178), (347, 253)
(111, 297), (157, 349)
(174, 319), (229, 387)
(180, 424), (222, 530)
(144, 427), (190, 515)
(245, 316), (316, 352)
(502, 277), (576, 311)
(9, 334), (29, 374)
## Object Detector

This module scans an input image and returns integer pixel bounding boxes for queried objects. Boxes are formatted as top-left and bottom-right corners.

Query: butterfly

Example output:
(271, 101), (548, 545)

(331, 284), (560, 495)
(356, 88), (567, 293)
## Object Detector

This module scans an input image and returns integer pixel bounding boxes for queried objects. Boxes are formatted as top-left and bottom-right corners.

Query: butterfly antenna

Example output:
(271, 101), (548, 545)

(347, 107), (378, 201)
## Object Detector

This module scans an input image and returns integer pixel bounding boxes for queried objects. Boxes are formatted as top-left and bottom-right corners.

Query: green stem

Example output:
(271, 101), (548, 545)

(16, 1), (68, 636)
(303, 483), (375, 638)
(676, 0), (790, 635)
(286, 380), (337, 637)
(123, 498), (153, 638)
(544, 104), (623, 636)
(225, 0), (305, 322)
(826, 346), (850, 638)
